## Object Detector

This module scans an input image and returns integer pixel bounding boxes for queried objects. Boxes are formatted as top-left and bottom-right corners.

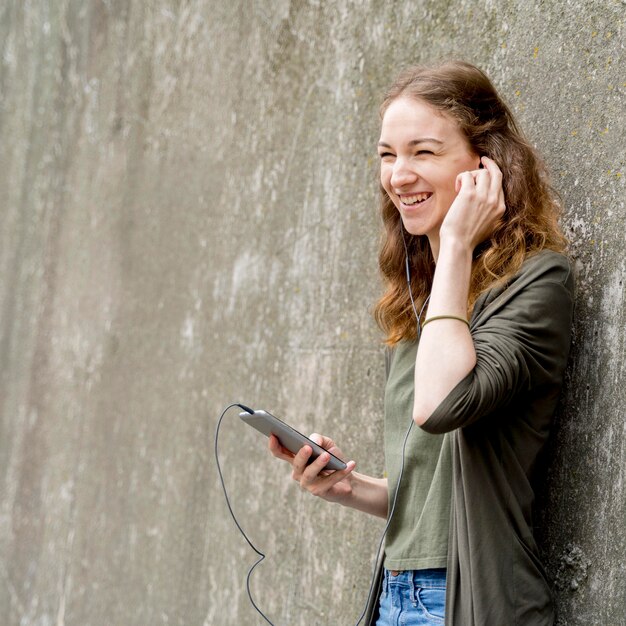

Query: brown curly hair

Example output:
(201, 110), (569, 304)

(373, 60), (568, 346)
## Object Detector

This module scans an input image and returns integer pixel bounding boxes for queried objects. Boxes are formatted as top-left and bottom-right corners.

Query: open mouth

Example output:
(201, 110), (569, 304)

(400, 192), (433, 207)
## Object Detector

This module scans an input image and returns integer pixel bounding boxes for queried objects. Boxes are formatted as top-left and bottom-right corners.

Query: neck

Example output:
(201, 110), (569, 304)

(427, 233), (440, 262)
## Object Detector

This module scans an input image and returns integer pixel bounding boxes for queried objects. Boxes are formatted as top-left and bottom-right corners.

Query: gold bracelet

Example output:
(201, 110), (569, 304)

(421, 315), (470, 329)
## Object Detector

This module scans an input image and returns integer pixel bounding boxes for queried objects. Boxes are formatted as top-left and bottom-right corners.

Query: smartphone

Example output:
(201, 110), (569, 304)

(238, 409), (347, 472)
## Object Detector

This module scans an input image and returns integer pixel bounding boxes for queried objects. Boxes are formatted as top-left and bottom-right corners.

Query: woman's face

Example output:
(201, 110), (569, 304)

(378, 96), (480, 243)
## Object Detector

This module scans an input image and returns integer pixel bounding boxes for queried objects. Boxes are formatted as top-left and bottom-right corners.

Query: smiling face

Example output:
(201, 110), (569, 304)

(378, 96), (480, 247)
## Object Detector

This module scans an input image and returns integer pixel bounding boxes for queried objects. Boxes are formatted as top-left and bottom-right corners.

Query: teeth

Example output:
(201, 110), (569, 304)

(402, 192), (431, 205)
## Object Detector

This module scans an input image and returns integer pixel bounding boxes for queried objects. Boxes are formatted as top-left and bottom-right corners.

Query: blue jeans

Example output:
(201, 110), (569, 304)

(375, 568), (446, 626)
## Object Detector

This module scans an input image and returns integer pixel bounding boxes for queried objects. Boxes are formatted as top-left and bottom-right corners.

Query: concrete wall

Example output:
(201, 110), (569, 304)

(0, 1), (623, 624)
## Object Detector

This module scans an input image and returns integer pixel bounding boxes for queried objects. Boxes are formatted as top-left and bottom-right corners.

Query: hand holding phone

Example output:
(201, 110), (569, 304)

(239, 409), (347, 471)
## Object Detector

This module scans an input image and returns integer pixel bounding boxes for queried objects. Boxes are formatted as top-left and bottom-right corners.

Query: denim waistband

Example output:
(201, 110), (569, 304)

(382, 568), (446, 593)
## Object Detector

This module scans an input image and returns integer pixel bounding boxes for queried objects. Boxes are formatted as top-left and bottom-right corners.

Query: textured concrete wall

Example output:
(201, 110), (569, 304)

(0, 1), (624, 625)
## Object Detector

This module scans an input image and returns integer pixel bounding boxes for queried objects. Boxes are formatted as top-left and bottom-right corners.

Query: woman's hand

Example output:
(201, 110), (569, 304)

(268, 433), (356, 505)
(440, 156), (506, 251)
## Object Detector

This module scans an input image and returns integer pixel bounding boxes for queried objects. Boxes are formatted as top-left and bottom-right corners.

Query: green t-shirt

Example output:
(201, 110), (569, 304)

(383, 339), (451, 571)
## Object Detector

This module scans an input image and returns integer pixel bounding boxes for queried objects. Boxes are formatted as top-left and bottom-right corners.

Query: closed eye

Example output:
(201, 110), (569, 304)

(378, 152), (394, 159)
(416, 150), (434, 155)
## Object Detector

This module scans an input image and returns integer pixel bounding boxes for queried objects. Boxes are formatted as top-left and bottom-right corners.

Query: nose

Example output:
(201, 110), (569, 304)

(390, 157), (418, 189)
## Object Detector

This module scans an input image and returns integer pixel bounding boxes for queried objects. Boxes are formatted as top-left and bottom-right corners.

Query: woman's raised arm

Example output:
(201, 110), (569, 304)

(412, 157), (505, 425)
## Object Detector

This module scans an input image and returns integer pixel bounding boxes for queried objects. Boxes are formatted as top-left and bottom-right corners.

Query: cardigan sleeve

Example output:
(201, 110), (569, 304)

(420, 253), (574, 435)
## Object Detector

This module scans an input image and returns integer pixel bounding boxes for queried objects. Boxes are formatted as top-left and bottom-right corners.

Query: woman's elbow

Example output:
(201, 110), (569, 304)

(412, 402), (434, 427)
(412, 413), (428, 427)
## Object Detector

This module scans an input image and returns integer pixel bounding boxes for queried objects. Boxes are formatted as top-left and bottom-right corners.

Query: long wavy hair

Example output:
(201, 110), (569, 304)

(373, 60), (568, 345)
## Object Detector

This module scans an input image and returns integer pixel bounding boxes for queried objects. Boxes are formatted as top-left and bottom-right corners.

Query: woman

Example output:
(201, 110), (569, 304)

(269, 60), (574, 626)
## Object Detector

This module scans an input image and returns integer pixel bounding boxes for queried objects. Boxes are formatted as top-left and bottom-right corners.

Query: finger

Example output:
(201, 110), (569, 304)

(310, 437), (344, 466)
(481, 155), (500, 170)
(497, 186), (506, 216)
(481, 157), (504, 208)
(309, 433), (336, 450)
(455, 170), (474, 193)
(309, 433), (323, 446)
(268, 434), (295, 463)
(269, 434), (295, 458)
(291, 444), (313, 478)
(309, 461), (357, 496)
(301, 450), (334, 482)
(481, 157), (503, 194)
(473, 168), (491, 196)
(326, 459), (356, 478)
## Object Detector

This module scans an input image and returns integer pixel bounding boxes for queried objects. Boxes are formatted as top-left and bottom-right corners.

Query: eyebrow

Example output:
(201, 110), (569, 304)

(377, 138), (444, 148)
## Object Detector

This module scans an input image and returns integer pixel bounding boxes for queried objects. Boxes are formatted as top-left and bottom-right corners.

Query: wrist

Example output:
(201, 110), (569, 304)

(437, 233), (474, 260)
(345, 473), (389, 518)
(427, 235), (473, 319)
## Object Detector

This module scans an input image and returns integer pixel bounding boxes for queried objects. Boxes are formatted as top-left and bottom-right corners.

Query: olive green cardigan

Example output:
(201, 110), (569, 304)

(365, 250), (574, 626)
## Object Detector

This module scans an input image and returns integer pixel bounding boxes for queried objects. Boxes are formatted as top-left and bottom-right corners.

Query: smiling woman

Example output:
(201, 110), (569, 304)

(268, 60), (574, 626)
(369, 60), (572, 626)
(374, 61), (567, 347)
(377, 97), (481, 251)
